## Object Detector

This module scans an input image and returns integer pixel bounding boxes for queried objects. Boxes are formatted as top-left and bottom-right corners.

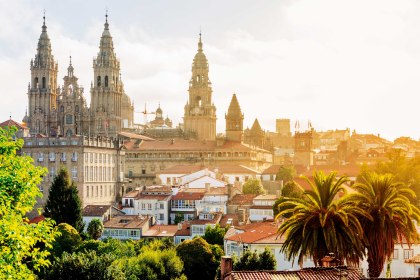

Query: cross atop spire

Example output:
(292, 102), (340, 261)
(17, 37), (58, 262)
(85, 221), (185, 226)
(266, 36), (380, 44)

(198, 28), (203, 52)
(42, 9), (47, 32)
(69, 55), (72, 66)
(105, 9), (108, 23)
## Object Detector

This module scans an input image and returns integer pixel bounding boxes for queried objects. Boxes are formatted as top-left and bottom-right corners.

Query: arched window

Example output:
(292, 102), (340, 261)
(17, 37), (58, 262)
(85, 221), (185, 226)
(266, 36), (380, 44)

(75, 105), (79, 112)
(116, 76), (118, 86)
(34, 77), (38, 88)
(60, 105), (64, 112)
(196, 75), (200, 82)
(97, 76), (101, 86)
(42, 77), (46, 88)
(105, 76), (108, 87)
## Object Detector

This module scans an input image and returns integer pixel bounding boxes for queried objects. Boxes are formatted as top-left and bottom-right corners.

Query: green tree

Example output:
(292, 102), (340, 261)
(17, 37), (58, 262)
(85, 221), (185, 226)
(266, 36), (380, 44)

(242, 178), (265, 195)
(203, 224), (227, 246)
(176, 237), (219, 280)
(44, 167), (84, 232)
(51, 223), (82, 257)
(258, 247), (276, 270)
(233, 248), (276, 271)
(0, 127), (57, 279)
(87, 218), (104, 240)
(276, 165), (296, 184)
(352, 172), (420, 278)
(277, 171), (367, 266)
(44, 250), (124, 280)
(273, 181), (303, 217)
(113, 248), (186, 280)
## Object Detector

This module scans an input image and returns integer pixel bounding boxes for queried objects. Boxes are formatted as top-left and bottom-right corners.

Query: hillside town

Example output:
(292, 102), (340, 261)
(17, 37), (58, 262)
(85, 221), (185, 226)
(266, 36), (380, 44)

(1, 5), (420, 280)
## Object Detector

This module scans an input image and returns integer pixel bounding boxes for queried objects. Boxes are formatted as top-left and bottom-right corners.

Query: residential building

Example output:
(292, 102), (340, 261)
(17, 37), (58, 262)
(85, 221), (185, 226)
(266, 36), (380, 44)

(22, 136), (125, 210)
(170, 190), (205, 223)
(82, 204), (124, 231)
(249, 194), (277, 222)
(102, 214), (151, 240)
(227, 194), (258, 224)
(142, 225), (178, 242)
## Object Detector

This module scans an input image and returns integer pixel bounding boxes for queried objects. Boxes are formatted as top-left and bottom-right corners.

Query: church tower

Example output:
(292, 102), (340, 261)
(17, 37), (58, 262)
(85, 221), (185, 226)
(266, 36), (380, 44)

(90, 13), (124, 137)
(26, 15), (58, 135)
(57, 57), (89, 136)
(225, 94), (244, 142)
(183, 33), (216, 141)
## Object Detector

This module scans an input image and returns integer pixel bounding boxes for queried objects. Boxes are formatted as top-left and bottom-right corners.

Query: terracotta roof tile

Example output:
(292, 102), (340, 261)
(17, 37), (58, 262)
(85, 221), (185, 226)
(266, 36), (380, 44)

(103, 215), (149, 229)
(219, 214), (240, 227)
(142, 225), (178, 238)
(216, 164), (259, 174)
(157, 165), (204, 174)
(172, 191), (205, 200)
(262, 165), (282, 175)
(175, 222), (191, 236)
(119, 131), (155, 141)
(0, 119), (27, 129)
(229, 194), (258, 205)
(83, 205), (111, 216)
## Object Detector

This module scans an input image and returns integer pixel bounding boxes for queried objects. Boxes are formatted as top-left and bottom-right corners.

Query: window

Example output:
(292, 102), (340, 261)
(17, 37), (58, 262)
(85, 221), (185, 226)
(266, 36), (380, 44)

(105, 76), (108, 87)
(66, 115), (73, 124)
(71, 167), (77, 180)
(141, 203), (145, 210)
(392, 249), (399, 260)
(42, 77), (46, 88)
(49, 152), (55, 162)
(38, 153), (44, 162)
(142, 168), (146, 175)
(97, 76), (101, 86)
(49, 167), (56, 179)
(166, 177), (171, 184)
(159, 214), (164, 221)
(404, 249), (414, 260)
(160, 203), (164, 209)
(148, 203), (152, 210)
(86, 186), (89, 198)
(61, 152), (66, 162)
(72, 152), (78, 162)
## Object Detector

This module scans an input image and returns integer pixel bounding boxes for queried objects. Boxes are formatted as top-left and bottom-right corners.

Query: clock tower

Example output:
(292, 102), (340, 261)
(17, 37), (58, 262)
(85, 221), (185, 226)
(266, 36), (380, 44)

(183, 33), (216, 141)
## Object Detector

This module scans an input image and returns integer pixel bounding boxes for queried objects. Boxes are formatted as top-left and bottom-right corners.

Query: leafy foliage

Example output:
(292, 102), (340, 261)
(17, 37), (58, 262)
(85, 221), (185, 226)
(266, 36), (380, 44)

(233, 248), (276, 271)
(0, 127), (57, 279)
(242, 178), (265, 195)
(273, 181), (303, 218)
(44, 250), (124, 280)
(277, 171), (367, 266)
(44, 167), (84, 232)
(352, 172), (420, 277)
(87, 218), (104, 240)
(176, 237), (219, 280)
(203, 224), (227, 246)
(276, 165), (296, 184)
(51, 223), (82, 257)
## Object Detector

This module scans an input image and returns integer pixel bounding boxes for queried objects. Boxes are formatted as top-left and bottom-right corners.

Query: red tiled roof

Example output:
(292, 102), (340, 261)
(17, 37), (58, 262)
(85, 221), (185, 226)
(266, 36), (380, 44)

(229, 194), (258, 205)
(219, 214), (240, 227)
(172, 191), (205, 200)
(103, 215), (149, 229)
(142, 225), (178, 237)
(175, 222), (191, 236)
(157, 165), (204, 174)
(137, 193), (171, 201)
(82, 205), (111, 217)
(0, 119), (27, 129)
(227, 267), (363, 280)
(216, 164), (259, 174)
(261, 165), (282, 175)
(254, 194), (277, 201)
(123, 190), (140, 198)
(250, 205), (274, 210)
(225, 220), (279, 243)
(190, 213), (222, 225)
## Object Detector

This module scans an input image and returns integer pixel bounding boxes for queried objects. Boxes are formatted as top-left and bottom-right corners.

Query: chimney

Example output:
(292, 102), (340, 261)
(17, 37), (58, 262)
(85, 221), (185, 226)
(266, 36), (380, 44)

(177, 222), (182, 230)
(220, 256), (233, 280)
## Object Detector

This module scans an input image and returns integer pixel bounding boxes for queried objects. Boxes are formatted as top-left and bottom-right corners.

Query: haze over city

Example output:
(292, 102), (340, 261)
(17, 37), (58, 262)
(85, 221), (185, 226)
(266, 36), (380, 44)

(1, 0), (419, 140)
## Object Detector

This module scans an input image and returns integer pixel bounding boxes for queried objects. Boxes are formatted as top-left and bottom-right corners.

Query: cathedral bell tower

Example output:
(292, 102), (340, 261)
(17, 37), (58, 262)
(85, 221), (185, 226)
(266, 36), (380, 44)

(57, 57), (88, 136)
(90, 13), (123, 137)
(183, 33), (217, 141)
(225, 94), (244, 142)
(27, 14), (58, 135)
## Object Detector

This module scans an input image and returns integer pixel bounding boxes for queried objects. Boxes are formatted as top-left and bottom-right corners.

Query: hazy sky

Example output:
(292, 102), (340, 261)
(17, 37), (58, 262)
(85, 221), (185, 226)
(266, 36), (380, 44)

(1, 0), (419, 141)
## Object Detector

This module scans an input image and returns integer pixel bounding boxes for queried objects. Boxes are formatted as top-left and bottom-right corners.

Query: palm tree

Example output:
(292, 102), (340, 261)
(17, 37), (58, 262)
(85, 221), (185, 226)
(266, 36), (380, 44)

(352, 172), (420, 278)
(276, 171), (367, 267)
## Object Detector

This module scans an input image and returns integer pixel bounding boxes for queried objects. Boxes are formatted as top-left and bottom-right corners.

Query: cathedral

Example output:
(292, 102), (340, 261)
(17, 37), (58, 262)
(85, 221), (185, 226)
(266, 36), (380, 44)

(23, 14), (134, 138)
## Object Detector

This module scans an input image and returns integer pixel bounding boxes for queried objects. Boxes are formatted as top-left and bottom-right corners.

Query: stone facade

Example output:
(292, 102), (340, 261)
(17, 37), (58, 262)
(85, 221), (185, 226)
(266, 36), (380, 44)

(225, 94), (244, 142)
(22, 136), (125, 209)
(24, 14), (134, 138)
(183, 34), (217, 141)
